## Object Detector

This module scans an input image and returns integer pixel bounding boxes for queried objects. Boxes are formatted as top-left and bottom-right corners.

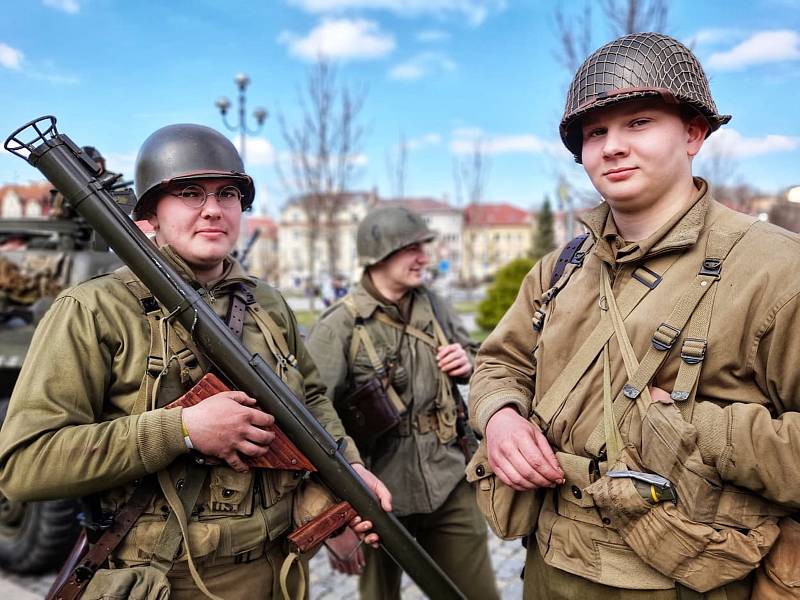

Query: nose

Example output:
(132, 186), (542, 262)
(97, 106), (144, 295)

(601, 126), (628, 159)
(199, 194), (223, 217)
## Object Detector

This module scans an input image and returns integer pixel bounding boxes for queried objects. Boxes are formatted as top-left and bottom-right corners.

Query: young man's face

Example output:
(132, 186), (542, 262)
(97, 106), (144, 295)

(580, 98), (708, 215)
(373, 242), (430, 291)
(147, 177), (242, 277)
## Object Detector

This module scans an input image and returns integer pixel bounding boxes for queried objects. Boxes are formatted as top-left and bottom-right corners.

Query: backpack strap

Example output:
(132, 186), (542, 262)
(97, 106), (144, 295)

(532, 233), (594, 332)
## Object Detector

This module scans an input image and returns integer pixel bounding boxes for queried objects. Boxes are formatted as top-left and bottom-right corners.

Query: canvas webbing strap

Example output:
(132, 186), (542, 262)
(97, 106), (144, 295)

(670, 288), (716, 421)
(533, 234), (595, 332)
(247, 302), (298, 376)
(584, 218), (755, 458)
(374, 312), (437, 348)
(154, 466), (223, 600)
(341, 296), (406, 414)
(533, 252), (681, 429)
(279, 552), (306, 600)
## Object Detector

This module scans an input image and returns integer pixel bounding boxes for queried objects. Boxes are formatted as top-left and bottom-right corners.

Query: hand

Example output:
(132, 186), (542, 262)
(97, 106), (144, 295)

(349, 463), (392, 548)
(649, 386), (673, 404)
(485, 406), (564, 491)
(325, 527), (365, 575)
(436, 343), (472, 378)
(181, 392), (275, 472)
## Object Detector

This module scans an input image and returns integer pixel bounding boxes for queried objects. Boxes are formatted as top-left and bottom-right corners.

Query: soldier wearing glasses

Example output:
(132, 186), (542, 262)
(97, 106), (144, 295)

(0, 124), (391, 599)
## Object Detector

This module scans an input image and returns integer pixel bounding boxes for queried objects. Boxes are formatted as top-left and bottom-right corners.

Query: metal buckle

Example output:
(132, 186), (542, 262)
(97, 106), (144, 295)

(651, 323), (681, 351)
(699, 258), (722, 278)
(632, 265), (662, 289)
(680, 338), (707, 365)
(570, 251), (586, 266)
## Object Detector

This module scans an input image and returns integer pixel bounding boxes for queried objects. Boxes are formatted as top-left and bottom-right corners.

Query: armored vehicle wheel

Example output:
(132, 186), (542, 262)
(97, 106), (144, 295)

(0, 398), (80, 573)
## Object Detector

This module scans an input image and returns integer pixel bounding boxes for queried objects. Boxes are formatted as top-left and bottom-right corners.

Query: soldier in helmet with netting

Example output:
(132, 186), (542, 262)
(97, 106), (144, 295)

(469, 32), (800, 598)
(305, 205), (499, 599)
(0, 123), (391, 599)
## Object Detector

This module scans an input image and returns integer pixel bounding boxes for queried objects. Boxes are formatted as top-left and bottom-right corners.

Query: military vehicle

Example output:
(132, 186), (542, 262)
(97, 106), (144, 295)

(0, 155), (134, 573)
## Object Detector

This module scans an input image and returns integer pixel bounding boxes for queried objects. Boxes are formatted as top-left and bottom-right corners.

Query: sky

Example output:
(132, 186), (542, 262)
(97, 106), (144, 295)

(1, 0), (799, 217)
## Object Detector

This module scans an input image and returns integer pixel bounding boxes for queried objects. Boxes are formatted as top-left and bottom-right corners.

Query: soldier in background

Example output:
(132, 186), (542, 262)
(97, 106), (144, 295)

(470, 33), (800, 598)
(306, 206), (499, 600)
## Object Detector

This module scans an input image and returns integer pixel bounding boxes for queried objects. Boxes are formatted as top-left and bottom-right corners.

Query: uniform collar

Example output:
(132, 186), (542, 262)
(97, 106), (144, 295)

(158, 245), (257, 290)
(580, 177), (711, 265)
(349, 280), (434, 331)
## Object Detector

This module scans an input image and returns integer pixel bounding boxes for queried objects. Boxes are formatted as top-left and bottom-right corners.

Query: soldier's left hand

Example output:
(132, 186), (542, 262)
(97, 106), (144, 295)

(437, 343), (472, 377)
(349, 463), (393, 548)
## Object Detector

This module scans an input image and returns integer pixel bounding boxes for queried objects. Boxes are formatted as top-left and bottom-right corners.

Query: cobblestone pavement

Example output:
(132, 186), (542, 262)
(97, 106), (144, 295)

(1, 530), (525, 599)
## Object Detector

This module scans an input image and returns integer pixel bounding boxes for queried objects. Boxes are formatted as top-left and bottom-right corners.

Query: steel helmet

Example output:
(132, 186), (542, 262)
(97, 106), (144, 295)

(357, 205), (436, 267)
(132, 124), (254, 220)
(560, 32), (731, 163)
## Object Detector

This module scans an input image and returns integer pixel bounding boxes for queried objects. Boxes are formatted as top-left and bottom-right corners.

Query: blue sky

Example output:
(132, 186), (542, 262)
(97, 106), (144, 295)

(1, 0), (799, 216)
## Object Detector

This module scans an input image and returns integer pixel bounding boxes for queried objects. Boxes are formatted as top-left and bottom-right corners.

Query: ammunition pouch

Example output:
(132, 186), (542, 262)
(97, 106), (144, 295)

(465, 437), (542, 540)
(335, 378), (401, 453)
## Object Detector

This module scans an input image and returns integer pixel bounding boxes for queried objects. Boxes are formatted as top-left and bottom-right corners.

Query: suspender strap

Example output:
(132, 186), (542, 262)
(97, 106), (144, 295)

(670, 288), (715, 419)
(533, 252), (681, 428)
(341, 296), (406, 414)
(153, 466), (223, 600)
(584, 217), (756, 458)
(619, 224), (753, 402)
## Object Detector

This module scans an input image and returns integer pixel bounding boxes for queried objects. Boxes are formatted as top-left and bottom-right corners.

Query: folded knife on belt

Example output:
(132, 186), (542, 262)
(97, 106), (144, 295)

(607, 470), (678, 504)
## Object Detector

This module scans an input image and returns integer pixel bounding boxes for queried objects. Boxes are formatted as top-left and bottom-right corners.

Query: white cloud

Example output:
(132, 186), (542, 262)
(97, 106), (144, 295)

(417, 29), (450, 42)
(451, 130), (564, 156)
(708, 30), (800, 70)
(688, 28), (740, 46)
(703, 127), (799, 158)
(233, 136), (276, 167)
(452, 127), (483, 139)
(287, 0), (505, 26)
(278, 18), (395, 61)
(406, 133), (442, 149)
(0, 43), (24, 70)
(42, 0), (80, 14)
(389, 52), (455, 80)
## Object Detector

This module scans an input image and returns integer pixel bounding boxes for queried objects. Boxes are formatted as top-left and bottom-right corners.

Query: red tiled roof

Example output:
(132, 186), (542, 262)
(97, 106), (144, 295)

(246, 216), (278, 238)
(464, 203), (531, 226)
(0, 181), (53, 202)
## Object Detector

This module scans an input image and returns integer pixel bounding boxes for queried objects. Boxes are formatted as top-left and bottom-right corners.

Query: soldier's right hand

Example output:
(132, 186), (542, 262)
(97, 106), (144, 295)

(485, 406), (565, 491)
(181, 392), (276, 472)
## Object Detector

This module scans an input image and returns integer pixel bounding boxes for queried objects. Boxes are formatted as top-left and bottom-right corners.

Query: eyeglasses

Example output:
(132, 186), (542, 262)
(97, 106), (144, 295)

(167, 184), (243, 209)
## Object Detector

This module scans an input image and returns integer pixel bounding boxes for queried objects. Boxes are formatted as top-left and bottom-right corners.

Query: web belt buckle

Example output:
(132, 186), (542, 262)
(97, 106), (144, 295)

(607, 470), (678, 504)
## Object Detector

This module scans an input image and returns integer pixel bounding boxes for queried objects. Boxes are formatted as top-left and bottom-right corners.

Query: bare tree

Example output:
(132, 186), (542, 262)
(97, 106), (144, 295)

(553, 2), (593, 74)
(385, 131), (408, 198)
(276, 58), (366, 300)
(600, 0), (667, 37)
(453, 139), (490, 206)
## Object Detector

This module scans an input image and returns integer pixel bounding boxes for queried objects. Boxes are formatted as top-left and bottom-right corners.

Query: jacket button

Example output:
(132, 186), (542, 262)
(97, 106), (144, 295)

(602, 517), (611, 526)
(571, 486), (582, 500)
(176, 479), (185, 491)
(222, 488), (235, 498)
(475, 465), (486, 477)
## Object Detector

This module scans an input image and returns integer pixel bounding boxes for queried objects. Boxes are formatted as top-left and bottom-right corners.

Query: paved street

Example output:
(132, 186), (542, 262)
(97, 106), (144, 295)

(1, 531), (525, 598)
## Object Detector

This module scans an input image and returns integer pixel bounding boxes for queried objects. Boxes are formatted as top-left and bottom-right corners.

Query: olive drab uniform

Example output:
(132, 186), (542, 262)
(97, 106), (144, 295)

(0, 246), (360, 600)
(305, 279), (499, 600)
(469, 182), (800, 599)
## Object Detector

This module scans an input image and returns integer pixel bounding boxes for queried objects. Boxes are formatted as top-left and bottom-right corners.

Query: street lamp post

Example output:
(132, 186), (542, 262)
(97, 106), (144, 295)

(214, 73), (267, 251)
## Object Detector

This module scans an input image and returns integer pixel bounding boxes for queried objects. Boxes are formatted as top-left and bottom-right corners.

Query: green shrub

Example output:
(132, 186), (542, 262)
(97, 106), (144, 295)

(476, 257), (535, 331)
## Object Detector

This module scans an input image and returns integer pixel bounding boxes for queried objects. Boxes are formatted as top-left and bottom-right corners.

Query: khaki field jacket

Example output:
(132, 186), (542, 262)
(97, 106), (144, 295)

(470, 180), (800, 587)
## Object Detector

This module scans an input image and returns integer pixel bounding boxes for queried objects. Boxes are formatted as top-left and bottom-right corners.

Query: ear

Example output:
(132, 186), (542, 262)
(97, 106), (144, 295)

(686, 116), (710, 158)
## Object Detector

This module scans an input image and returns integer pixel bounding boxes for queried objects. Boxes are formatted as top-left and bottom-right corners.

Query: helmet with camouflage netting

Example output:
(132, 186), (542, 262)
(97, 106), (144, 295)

(560, 32), (731, 163)
(133, 124), (254, 220)
(357, 205), (437, 267)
